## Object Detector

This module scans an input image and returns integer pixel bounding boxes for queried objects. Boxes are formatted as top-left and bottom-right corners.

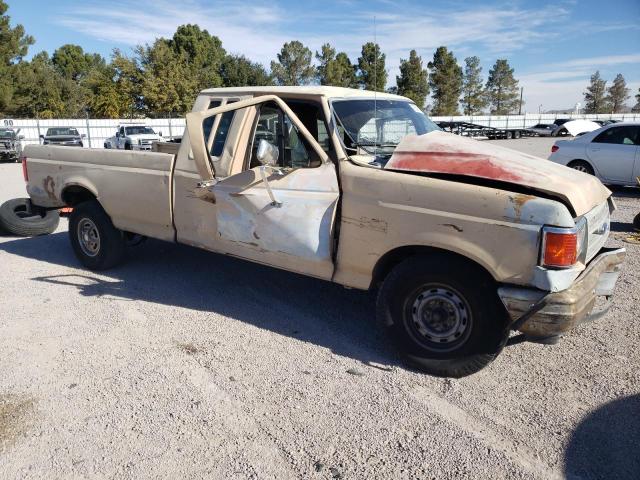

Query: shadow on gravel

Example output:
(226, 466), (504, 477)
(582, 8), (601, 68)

(0, 232), (399, 370)
(610, 221), (634, 233)
(609, 185), (640, 199)
(564, 394), (640, 480)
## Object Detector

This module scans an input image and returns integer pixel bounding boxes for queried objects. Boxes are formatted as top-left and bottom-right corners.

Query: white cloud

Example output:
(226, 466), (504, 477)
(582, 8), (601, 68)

(55, 0), (640, 109)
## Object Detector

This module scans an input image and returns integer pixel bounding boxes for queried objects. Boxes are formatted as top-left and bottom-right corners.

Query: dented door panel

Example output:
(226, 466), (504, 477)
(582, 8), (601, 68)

(210, 162), (339, 279)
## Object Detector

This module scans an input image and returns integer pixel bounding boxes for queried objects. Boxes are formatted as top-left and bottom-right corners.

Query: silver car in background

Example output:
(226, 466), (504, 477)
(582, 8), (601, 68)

(548, 123), (640, 186)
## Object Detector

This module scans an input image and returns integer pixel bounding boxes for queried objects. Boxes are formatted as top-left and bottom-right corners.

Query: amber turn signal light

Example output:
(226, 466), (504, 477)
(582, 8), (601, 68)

(542, 229), (578, 268)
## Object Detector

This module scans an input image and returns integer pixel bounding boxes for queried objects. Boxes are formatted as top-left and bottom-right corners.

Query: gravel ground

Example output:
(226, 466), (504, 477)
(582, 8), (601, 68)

(0, 142), (639, 479)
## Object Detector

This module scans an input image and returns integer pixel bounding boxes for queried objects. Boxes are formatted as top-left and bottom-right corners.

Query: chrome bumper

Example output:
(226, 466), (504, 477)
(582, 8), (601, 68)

(498, 247), (626, 339)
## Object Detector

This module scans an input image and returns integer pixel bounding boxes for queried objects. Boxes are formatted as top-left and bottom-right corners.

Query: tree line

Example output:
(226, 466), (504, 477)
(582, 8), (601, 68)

(583, 70), (636, 114)
(0, 1), (638, 119)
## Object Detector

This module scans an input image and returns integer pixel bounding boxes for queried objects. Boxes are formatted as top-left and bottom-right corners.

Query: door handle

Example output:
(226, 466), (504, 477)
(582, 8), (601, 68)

(590, 148), (600, 152)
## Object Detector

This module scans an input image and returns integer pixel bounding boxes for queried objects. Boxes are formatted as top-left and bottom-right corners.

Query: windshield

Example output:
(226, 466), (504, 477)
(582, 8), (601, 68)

(331, 99), (439, 158)
(47, 127), (79, 136)
(0, 129), (14, 138)
(125, 126), (156, 135)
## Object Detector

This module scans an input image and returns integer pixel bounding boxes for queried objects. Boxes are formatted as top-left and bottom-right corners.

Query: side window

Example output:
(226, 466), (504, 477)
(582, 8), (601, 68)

(249, 103), (318, 169)
(593, 126), (638, 146)
(202, 99), (236, 158)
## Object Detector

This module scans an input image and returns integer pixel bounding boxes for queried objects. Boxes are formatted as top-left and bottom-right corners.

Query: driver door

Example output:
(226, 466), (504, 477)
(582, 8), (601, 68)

(186, 96), (339, 280)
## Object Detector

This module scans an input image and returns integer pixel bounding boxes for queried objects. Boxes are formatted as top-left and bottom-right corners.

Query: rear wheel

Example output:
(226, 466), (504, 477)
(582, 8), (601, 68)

(124, 142), (132, 150)
(633, 213), (640, 231)
(567, 160), (594, 175)
(377, 255), (509, 378)
(69, 201), (125, 270)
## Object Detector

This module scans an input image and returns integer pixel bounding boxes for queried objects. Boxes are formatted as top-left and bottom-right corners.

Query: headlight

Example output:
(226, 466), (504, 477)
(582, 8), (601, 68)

(540, 219), (586, 268)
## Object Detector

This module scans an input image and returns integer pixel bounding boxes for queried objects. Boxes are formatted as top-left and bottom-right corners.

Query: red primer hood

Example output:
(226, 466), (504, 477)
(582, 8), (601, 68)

(385, 131), (610, 216)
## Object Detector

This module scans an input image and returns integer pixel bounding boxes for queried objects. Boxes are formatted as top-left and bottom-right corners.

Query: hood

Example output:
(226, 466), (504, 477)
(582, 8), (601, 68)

(127, 133), (159, 139)
(385, 131), (610, 216)
(562, 120), (601, 136)
(45, 135), (81, 141)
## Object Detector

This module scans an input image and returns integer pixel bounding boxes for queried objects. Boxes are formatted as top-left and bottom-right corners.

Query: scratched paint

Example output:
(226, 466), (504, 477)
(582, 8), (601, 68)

(385, 131), (610, 216)
(214, 162), (339, 263)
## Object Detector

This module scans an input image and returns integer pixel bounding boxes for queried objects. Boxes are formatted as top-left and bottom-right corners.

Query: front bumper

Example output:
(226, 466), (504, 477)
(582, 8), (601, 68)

(498, 247), (626, 339)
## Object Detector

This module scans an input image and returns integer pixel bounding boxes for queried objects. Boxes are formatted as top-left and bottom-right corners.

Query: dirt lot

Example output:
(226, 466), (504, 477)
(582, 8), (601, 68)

(1, 139), (639, 479)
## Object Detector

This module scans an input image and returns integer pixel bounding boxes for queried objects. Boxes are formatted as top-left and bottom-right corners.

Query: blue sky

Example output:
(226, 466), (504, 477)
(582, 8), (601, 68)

(8, 0), (640, 111)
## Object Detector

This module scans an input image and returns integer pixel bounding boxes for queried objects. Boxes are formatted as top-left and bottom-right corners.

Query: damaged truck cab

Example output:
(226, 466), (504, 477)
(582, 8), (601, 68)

(23, 86), (625, 378)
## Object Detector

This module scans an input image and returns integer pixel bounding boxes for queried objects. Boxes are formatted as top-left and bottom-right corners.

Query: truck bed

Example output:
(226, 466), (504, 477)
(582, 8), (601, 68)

(23, 145), (176, 241)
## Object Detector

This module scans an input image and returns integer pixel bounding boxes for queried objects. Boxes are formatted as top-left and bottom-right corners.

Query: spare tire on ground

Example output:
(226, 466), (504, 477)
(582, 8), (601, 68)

(0, 198), (60, 236)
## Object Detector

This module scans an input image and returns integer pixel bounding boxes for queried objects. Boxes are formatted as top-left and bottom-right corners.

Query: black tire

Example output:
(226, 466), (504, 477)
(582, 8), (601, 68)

(567, 160), (594, 175)
(633, 213), (640, 231)
(69, 201), (125, 270)
(377, 255), (509, 378)
(514, 130), (521, 139)
(0, 198), (59, 236)
(124, 142), (132, 150)
(104, 142), (110, 149)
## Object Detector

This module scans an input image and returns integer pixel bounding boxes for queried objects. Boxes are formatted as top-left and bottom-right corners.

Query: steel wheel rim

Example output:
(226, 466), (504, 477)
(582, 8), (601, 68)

(77, 218), (100, 257)
(405, 284), (473, 352)
(572, 165), (588, 173)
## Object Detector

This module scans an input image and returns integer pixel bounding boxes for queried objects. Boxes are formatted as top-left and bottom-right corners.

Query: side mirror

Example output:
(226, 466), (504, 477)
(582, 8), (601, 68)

(18, 135), (24, 140)
(158, 131), (163, 137)
(116, 132), (120, 138)
(81, 134), (86, 138)
(39, 134), (44, 139)
(256, 139), (279, 167)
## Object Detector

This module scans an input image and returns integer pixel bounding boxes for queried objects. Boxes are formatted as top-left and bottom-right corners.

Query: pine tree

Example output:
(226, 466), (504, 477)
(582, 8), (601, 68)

(428, 47), (463, 115)
(357, 42), (386, 91)
(0, 0), (34, 114)
(583, 71), (608, 114)
(632, 87), (640, 113)
(606, 73), (630, 113)
(484, 59), (520, 115)
(315, 44), (357, 88)
(270, 41), (315, 86)
(396, 50), (429, 109)
(460, 56), (486, 115)
(221, 54), (272, 87)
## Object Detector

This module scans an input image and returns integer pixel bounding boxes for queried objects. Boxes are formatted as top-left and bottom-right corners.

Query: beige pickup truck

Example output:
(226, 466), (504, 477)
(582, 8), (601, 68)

(22, 86), (625, 377)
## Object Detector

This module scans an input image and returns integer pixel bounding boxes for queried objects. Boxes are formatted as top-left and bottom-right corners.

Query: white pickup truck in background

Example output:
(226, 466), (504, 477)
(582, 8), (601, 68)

(104, 123), (163, 150)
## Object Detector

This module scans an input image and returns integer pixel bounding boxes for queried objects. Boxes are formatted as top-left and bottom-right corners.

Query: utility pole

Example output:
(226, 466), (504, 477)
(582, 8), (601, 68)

(518, 87), (523, 115)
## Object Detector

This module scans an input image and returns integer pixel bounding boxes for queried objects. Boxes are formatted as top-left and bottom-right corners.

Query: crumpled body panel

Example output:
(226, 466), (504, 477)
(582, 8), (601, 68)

(385, 131), (610, 216)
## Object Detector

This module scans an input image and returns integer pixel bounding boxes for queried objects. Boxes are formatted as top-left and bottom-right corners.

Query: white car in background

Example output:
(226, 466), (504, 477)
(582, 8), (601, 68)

(548, 123), (640, 186)
(104, 124), (163, 150)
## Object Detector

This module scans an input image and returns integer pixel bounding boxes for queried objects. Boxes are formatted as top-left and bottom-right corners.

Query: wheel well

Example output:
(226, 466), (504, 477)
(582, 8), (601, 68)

(61, 185), (97, 207)
(371, 245), (495, 290)
(567, 159), (591, 167)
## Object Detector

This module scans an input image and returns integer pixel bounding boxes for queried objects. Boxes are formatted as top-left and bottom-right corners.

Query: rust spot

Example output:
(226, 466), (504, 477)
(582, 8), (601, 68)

(441, 223), (463, 233)
(387, 151), (522, 182)
(43, 176), (56, 201)
(510, 194), (536, 219)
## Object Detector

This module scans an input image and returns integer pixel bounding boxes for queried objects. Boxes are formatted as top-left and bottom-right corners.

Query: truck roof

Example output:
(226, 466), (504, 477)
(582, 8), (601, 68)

(200, 85), (409, 101)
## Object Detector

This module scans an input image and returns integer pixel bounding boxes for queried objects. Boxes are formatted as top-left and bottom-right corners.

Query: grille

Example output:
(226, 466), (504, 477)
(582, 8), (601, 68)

(583, 201), (610, 262)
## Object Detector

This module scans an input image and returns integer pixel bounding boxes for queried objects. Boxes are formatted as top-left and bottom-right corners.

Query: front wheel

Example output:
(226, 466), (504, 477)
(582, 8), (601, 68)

(69, 201), (126, 270)
(377, 255), (509, 378)
(633, 213), (640, 231)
